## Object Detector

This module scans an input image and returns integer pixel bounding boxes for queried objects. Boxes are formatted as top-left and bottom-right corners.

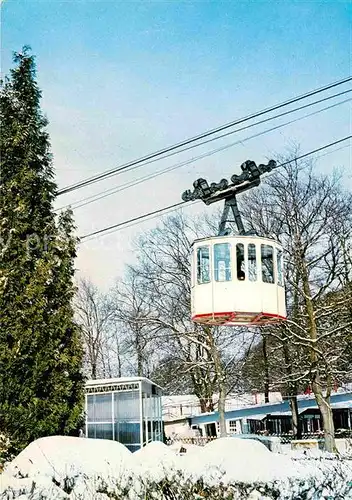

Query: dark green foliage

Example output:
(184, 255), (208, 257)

(0, 47), (85, 453)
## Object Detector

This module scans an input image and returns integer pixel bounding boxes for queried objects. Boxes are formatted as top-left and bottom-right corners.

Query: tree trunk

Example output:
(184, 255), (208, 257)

(199, 397), (214, 413)
(208, 331), (227, 437)
(262, 335), (270, 403)
(135, 329), (144, 376)
(217, 383), (227, 437)
(300, 256), (336, 452)
(91, 361), (97, 379)
(313, 380), (336, 452)
(137, 351), (143, 377)
(288, 394), (302, 439)
(191, 366), (215, 414)
(116, 342), (122, 378)
(281, 341), (302, 439)
(105, 353), (112, 378)
(283, 268), (302, 439)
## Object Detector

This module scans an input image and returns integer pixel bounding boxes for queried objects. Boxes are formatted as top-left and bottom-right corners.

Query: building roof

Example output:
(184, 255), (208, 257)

(190, 391), (352, 425)
(162, 392), (281, 409)
(162, 392), (282, 421)
(85, 376), (163, 391)
(246, 414), (267, 421)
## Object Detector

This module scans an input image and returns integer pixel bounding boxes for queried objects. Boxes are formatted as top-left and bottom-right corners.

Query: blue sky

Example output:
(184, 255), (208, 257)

(2, 0), (351, 288)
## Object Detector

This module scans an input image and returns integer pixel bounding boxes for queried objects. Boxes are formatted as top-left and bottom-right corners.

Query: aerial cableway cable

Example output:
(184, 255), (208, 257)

(57, 95), (352, 212)
(79, 135), (351, 242)
(57, 76), (352, 196)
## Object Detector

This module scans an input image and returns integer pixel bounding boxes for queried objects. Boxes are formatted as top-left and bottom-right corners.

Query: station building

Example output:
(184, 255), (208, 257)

(85, 377), (163, 452)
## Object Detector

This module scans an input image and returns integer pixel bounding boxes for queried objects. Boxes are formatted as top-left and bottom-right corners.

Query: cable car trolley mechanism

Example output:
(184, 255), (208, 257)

(182, 159), (287, 327)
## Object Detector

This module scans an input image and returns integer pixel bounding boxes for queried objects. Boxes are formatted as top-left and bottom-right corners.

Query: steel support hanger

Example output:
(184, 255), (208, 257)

(182, 159), (276, 236)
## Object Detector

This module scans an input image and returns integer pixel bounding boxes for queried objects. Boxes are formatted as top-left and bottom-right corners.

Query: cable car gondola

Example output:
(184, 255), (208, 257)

(182, 159), (287, 327)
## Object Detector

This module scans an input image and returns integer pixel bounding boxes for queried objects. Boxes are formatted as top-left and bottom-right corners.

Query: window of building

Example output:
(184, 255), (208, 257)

(236, 243), (245, 281)
(92, 423), (113, 440)
(214, 243), (232, 282)
(277, 249), (283, 286)
(248, 243), (257, 281)
(87, 393), (112, 422)
(197, 246), (210, 284)
(229, 420), (237, 434)
(116, 421), (140, 445)
(261, 244), (274, 283)
(87, 395), (95, 421)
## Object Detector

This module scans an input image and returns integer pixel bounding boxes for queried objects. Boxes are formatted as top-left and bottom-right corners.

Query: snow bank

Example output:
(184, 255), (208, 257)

(1, 436), (133, 499)
(132, 441), (180, 481)
(3, 435), (131, 491)
(181, 437), (303, 484)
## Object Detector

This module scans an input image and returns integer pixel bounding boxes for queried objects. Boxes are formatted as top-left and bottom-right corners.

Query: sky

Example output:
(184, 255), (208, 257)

(1, 0), (351, 289)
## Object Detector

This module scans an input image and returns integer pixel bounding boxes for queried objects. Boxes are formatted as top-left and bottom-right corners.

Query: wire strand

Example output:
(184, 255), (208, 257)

(58, 96), (352, 212)
(57, 76), (352, 196)
(79, 135), (351, 242)
(80, 201), (191, 241)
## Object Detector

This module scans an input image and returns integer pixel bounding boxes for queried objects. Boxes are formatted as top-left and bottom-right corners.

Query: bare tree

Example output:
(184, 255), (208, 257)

(129, 214), (220, 411)
(74, 278), (117, 379)
(112, 269), (156, 377)
(241, 155), (352, 451)
(117, 213), (251, 436)
(242, 329), (306, 438)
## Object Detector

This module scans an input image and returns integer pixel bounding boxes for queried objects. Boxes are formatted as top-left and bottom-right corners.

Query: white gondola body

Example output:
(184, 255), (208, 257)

(191, 235), (286, 326)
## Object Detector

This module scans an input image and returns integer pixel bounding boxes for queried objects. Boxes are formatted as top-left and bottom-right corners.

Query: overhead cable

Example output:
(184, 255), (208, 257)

(57, 96), (352, 211)
(57, 76), (352, 196)
(79, 135), (351, 242)
(81, 201), (190, 241)
(60, 88), (352, 209)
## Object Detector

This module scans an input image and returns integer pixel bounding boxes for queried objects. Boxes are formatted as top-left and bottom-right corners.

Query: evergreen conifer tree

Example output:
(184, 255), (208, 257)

(0, 47), (85, 454)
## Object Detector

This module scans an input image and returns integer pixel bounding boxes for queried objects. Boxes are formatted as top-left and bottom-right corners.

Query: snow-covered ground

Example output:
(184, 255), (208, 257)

(1, 436), (352, 499)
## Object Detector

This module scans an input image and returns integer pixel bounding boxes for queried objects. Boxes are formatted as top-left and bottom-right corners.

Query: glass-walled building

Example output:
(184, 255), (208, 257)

(85, 377), (163, 452)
